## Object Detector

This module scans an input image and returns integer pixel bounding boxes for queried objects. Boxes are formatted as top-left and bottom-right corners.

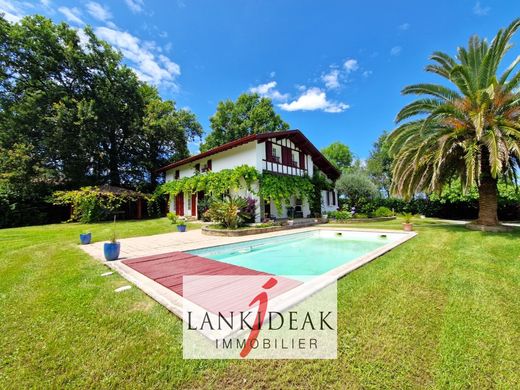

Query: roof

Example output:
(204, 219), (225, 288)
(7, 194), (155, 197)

(156, 129), (341, 181)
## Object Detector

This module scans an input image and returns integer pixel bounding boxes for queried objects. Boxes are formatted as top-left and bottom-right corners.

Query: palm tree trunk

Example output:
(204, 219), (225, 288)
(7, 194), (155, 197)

(476, 162), (499, 226)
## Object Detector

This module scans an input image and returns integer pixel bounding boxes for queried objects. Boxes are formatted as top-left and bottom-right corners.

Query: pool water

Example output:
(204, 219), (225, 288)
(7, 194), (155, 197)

(188, 230), (404, 276)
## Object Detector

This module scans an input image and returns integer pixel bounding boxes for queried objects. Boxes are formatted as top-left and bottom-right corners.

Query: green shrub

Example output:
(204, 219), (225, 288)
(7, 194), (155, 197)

(166, 212), (178, 224)
(204, 196), (255, 229)
(353, 213), (368, 219)
(373, 206), (394, 217)
(52, 187), (140, 223)
(328, 210), (352, 220)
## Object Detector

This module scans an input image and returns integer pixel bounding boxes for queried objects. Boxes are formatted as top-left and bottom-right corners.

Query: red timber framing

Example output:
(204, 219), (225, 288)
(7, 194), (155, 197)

(263, 136), (308, 177)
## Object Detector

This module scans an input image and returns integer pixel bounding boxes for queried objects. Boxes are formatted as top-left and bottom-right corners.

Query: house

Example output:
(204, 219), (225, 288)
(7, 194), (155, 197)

(156, 130), (340, 222)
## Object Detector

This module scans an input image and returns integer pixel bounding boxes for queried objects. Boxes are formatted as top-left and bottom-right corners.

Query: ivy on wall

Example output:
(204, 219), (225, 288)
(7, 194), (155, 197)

(258, 173), (314, 212)
(158, 165), (259, 197)
(157, 164), (318, 212)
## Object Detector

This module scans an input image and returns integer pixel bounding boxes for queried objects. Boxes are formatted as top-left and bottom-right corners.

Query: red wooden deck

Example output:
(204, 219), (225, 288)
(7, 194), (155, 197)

(122, 251), (302, 315)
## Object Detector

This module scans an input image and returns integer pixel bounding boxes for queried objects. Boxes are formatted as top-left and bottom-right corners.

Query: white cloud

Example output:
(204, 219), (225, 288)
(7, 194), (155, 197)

(95, 26), (181, 89)
(390, 46), (402, 56)
(362, 70), (373, 77)
(249, 81), (288, 101)
(269, 71), (276, 78)
(86, 2), (112, 22)
(58, 6), (84, 25)
(278, 87), (349, 113)
(125, 0), (144, 13)
(343, 58), (359, 73)
(0, 0), (26, 22)
(321, 69), (340, 90)
(398, 23), (410, 31)
(473, 1), (490, 16)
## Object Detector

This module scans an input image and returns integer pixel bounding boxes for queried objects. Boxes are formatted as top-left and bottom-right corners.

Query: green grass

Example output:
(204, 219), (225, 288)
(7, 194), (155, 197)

(1, 218), (519, 388)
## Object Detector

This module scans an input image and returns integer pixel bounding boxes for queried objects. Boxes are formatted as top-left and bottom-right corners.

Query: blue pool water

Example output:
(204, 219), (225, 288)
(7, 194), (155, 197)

(188, 230), (404, 276)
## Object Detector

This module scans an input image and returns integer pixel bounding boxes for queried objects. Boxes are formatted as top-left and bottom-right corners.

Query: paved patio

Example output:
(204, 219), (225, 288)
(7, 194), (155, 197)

(81, 226), (321, 262)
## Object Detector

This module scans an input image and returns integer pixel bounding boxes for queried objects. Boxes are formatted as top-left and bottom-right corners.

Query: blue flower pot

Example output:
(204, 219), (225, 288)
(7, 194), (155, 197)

(79, 233), (92, 245)
(177, 225), (187, 232)
(104, 242), (120, 261)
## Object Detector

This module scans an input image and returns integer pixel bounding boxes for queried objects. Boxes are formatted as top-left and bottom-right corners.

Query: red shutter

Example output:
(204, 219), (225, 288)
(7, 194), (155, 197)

(281, 146), (288, 165)
(299, 152), (305, 169)
(175, 193), (184, 216)
(207, 159), (212, 171)
(191, 194), (197, 216)
(266, 141), (273, 162)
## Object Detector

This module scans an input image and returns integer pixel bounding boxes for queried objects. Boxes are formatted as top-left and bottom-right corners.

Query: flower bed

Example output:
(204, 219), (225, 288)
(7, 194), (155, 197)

(201, 221), (317, 236)
(328, 216), (396, 224)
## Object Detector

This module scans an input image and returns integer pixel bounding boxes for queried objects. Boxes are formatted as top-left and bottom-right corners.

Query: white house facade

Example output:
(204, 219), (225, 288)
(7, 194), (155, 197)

(157, 130), (340, 222)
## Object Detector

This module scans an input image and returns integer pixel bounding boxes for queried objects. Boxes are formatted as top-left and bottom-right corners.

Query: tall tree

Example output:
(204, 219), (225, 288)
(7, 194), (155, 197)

(0, 15), (203, 226)
(129, 85), (202, 189)
(321, 141), (353, 171)
(366, 132), (393, 196)
(388, 19), (520, 226)
(201, 93), (289, 152)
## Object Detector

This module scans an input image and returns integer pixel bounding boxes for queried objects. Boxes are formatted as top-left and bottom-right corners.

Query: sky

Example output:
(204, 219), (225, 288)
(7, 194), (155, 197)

(2, 0), (520, 159)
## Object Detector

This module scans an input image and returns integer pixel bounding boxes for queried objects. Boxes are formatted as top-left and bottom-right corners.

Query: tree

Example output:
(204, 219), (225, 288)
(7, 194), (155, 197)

(366, 132), (393, 196)
(321, 141), (353, 171)
(335, 169), (379, 208)
(129, 85), (202, 189)
(0, 15), (202, 226)
(201, 93), (289, 151)
(388, 19), (520, 226)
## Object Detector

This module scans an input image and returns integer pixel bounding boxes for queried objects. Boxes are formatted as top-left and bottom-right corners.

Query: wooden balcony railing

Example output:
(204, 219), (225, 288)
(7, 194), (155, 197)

(262, 159), (308, 176)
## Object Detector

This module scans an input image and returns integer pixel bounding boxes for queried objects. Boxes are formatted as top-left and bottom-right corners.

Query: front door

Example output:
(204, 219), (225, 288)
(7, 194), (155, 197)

(175, 193), (184, 216)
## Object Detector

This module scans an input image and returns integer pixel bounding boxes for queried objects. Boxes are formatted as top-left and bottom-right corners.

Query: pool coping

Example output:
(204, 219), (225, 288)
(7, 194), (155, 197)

(81, 226), (417, 339)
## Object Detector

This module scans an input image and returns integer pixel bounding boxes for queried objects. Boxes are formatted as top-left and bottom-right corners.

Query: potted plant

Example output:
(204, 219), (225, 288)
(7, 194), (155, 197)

(402, 212), (414, 231)
(104, 216), (120, 261)
(177, 217), (187, 232)
(79, 231), (91, 245)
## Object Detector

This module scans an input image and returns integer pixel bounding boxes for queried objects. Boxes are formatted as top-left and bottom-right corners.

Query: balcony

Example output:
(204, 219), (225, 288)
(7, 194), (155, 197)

(262, 159), (308, 177)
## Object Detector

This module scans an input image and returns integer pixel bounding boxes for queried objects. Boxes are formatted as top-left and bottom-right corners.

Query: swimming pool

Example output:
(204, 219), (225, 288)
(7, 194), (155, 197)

(188, 230), (409, 277)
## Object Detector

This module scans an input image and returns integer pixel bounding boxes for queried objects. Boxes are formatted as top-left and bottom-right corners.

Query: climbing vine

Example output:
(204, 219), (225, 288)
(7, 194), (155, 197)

(258, 173), (314, 212)
(157, 165), (259, 197)
(158, 165), (320, 213)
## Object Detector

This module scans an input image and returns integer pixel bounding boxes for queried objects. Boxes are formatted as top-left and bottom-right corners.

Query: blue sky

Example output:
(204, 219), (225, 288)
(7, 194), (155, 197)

(2, 0), (520, 159)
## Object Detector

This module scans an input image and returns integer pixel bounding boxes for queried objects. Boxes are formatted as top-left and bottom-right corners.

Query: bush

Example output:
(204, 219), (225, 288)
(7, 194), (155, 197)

(328, 210), (352, 221)
(166, 212), (178, 224)
(353, 213), (368, 219)
(52, 187), (141, 223)
(204, 196), (256, 229)
(373, 206), (394, 217)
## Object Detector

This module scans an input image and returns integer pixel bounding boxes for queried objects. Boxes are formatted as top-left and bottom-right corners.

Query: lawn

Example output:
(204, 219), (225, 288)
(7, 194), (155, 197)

(0, 218), (519, 388)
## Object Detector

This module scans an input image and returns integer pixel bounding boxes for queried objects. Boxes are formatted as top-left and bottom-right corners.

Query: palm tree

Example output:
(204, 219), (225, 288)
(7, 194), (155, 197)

(388, 19), (520, 226)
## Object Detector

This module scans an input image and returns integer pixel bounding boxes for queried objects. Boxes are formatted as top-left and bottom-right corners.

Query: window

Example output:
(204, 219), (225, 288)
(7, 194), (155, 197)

(187, 195), (192, 210)
(271, 145), (281, 163)
(291, 150), (299, 167)
(194, 163), (200, 172)
(175, 170), (180, 179)
(207, 159), (212, 171)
